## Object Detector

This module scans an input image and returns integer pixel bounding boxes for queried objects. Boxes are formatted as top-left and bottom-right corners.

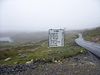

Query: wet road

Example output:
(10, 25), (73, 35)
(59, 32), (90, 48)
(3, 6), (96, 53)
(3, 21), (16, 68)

(75, 34), (100, 58)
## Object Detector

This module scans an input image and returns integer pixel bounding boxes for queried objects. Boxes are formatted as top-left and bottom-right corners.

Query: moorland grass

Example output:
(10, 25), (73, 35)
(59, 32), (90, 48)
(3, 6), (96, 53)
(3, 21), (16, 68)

(0, 34), (86, 65)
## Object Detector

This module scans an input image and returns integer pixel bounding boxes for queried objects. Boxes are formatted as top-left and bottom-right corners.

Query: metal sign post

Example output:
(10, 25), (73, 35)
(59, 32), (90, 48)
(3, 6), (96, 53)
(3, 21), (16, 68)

(48, 29), (64, 47)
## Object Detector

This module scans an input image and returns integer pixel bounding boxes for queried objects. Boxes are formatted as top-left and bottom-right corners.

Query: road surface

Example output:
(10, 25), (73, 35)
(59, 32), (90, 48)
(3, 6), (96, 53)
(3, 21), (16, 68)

(75, 34), (100, 58)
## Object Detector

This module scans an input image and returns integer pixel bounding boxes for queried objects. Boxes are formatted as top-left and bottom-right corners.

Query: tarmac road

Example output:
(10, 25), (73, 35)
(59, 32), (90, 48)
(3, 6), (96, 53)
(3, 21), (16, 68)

(75, 34), (100, 58)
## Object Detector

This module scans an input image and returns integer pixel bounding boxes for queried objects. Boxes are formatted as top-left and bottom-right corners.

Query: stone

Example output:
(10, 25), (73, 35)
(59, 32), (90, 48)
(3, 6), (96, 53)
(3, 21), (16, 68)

(4, 57), (11, 61)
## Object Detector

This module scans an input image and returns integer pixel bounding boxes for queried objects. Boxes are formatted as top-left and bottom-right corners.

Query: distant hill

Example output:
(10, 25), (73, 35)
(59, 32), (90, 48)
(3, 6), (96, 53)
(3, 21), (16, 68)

(0, 30), (80, 44)
(1, 27), (99, 44)
(0, 32), (48, 43)
(83, 27), (100, 43)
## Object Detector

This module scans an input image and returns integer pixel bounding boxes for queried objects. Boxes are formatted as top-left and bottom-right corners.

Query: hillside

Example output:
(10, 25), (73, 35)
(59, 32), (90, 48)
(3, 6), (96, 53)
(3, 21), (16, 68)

(0, 31), (100, 75)
(83, 27), (100, 43)
(0, 32), (48, 43)
(0, 27), (100, 65)
(0, 33), (86, 65)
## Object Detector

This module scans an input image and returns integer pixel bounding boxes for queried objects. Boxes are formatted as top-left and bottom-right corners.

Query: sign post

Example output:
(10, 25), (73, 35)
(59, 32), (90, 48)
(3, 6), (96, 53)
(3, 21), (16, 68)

(48, 29), (64, 47)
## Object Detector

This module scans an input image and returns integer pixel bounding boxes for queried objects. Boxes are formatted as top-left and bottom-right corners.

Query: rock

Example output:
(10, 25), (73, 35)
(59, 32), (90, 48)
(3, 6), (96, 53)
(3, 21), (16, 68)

(74, 57), (80, 61)
(58, 60), (62, 64)
(84, 57), (87, 59)
(14, 62), (18, 64)
(80, 50), (84, 53)
(74, 71), (78, 73)
(69, 63), (77, 66)
(4, 57), (11, 61)
(89, 62), (96, 66)
(19, 54), (27, 58)
(26, 59), (33, 64)
(58, 60), (61, 63)
(54, 60), (57, 63)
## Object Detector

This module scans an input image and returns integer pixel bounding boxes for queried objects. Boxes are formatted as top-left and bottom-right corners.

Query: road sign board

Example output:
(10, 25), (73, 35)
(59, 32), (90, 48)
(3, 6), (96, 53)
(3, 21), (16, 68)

(48, 29), (64, 47)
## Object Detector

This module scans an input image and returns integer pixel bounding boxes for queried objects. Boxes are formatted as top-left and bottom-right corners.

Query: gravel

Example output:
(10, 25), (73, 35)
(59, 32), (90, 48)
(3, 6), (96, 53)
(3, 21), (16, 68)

(0, 52), (100, 75)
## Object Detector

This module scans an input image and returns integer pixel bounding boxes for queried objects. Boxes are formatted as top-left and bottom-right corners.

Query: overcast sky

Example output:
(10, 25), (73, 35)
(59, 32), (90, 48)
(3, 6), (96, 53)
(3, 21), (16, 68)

(0, 0), (100, 32)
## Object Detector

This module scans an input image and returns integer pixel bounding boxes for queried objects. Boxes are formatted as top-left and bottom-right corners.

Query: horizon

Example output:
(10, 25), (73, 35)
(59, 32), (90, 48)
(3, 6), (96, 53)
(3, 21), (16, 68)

(0, 26), (99, 33)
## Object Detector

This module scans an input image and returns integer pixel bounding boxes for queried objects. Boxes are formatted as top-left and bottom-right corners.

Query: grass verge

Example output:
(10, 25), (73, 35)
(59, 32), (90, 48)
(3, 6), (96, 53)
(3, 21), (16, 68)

(0, 33), (86, 65)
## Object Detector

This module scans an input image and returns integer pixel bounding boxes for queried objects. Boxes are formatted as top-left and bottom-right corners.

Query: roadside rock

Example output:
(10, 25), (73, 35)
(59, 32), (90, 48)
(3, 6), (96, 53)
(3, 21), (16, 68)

(4, 57), (11, 61)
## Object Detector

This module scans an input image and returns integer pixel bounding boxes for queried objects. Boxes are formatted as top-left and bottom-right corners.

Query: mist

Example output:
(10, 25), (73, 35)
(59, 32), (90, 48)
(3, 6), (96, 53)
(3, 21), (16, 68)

(0, 0), (100, 32)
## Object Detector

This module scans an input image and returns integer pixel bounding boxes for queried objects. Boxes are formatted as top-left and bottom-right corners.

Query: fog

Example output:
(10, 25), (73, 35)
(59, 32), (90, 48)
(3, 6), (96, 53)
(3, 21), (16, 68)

(0, 0), (100, 32)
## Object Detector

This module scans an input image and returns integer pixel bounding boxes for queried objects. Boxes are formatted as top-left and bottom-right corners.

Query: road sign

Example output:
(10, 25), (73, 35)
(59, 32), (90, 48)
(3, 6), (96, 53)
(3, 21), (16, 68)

(48, 29), (64, 47)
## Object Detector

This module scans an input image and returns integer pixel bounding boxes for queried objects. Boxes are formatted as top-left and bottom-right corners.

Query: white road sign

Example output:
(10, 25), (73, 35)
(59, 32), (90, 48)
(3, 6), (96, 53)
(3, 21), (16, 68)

(48, 29), (64, 47)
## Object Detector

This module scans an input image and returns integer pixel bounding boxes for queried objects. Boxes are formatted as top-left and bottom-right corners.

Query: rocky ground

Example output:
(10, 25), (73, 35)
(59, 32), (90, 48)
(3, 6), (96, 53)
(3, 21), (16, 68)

(0, 51), (100, 75)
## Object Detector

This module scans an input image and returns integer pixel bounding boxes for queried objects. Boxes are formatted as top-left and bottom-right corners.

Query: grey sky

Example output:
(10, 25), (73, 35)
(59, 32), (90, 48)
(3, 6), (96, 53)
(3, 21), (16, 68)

(0, 0), (100, 32)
